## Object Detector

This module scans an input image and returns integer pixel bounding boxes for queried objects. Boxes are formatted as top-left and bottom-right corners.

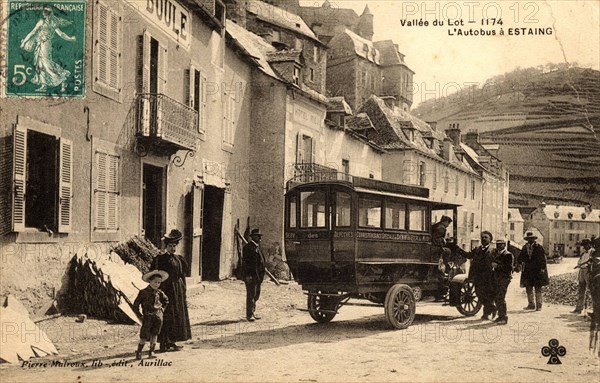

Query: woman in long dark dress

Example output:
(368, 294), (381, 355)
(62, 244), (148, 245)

(151, 229), (191, 351)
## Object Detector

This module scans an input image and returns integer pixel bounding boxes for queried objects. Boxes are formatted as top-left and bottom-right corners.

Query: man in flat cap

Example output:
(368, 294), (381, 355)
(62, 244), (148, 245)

(243, 229), (266, 321)
(492, 239), (514, 325)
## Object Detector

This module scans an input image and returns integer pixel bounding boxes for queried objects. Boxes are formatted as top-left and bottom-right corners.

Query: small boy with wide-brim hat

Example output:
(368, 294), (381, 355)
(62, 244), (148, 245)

(133, 270), (170, 359)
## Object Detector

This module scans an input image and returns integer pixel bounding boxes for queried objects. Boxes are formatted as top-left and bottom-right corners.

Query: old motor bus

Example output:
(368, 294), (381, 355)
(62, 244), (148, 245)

(284, 173), (481, 329)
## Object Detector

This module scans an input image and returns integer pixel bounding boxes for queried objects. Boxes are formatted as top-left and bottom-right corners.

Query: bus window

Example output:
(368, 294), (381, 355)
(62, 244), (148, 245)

(359, 198), (381, 228)
(289, 199), (297, 228)
(301, 191), (326, 228)
(385, 201), (406, 230)
(409, 205), (427, 231)
(336, 192), (351, 227)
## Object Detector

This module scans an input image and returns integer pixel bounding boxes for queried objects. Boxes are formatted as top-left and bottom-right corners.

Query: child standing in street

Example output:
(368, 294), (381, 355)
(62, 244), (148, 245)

(133, 270), (169, 360)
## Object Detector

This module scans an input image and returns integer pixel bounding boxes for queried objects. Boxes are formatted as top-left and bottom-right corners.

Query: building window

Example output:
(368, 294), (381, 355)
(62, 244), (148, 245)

(293, 66), (301, 85)
(301, 191), (326, 228)
(471, 180), (476, 200)
(93, 0), (122, 101)
(418, 161), (426, 186)
(11, 122), (72, 233)
(553, 221), (558, 229)
(336, 192), (351, 227)
(470, 213), (475, 233)
(510, 222), (515, 230)
(313, 46), (318, 62)
(408, 205), (427, 232)
(94, 150), (120, 232)
(186, 66), (207, 140)
(296, 134), (314, 164)
(464, 177), (468, 198)
(222, 88), (236, 149)
(309, 68), (315, 82)
(444, 171), (449, 193)
(510, 234), (515, 241)
(432, 164), (437, 190)
(295, 37), (303, 50)
(137, 32), (167, 95)
(342, 159), (350, 175)
(569, 222), (574, 230)
(272, 30), (281, 42)
(455, 173), (459, 196)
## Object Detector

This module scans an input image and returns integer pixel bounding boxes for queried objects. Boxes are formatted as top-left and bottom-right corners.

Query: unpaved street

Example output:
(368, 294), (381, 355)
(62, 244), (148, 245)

(2, 257), (599, 382)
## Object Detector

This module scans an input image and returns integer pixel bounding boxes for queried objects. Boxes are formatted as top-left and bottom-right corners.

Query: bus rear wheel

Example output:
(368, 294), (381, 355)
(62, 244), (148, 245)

(307, 292), (338, 323)
(384, 284), (416, 329)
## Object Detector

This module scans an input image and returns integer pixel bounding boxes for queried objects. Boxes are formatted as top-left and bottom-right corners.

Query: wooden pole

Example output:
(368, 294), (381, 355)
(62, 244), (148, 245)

(235, 228), (281, 286)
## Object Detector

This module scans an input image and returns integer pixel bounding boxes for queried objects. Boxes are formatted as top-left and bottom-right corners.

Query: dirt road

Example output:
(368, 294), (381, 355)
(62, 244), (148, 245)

(2, 258), (598, 382)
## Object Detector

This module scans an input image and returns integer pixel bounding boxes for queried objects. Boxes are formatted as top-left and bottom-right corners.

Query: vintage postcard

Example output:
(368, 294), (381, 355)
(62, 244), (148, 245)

(0, 0), (598, 382)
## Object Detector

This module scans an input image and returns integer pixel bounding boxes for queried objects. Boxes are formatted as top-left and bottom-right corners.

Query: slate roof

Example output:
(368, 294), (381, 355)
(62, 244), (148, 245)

(226, 20), (281, 81)
(327, 96), (353, 115)
(247, 0), (321, 44)
(542, 205), (600, 222)
(373, 40), (410, 68)
(342, 29), (381, 65)
(347, 112), (375, 132)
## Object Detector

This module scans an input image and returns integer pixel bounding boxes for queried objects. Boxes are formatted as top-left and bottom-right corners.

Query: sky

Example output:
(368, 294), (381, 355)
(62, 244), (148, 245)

(299, 0), (600, 108)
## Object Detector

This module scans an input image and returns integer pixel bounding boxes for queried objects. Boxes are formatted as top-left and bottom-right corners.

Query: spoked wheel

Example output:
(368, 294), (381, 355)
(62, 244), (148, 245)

(307, 291), (338, 323)
(456, 279), (482, 316)
(384, 284), (416, 329)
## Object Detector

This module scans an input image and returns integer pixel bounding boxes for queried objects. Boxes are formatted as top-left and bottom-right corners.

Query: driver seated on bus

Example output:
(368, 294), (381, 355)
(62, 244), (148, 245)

(432, 216), (453, 277)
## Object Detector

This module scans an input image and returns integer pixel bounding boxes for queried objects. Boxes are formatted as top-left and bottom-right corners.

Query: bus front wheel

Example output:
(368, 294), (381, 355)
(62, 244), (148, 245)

(384, 284), (416, 329)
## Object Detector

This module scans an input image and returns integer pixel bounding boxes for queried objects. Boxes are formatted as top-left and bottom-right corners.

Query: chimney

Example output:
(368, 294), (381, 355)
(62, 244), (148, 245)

(464, 129), (479, 149)
(380, 96), (396, 109)
(445, 123), (461, 146)
(225, 0), (247, 28)
(442, 137), (454, 161)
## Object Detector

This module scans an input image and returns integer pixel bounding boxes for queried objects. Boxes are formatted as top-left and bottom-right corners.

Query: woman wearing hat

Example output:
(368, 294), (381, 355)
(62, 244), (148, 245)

(516, 232), (549, 311)
(151, 229), (192, 351)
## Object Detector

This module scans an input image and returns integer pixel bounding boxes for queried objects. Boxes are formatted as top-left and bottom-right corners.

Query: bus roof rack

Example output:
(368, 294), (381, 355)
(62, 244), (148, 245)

(286, 171), (429, 199)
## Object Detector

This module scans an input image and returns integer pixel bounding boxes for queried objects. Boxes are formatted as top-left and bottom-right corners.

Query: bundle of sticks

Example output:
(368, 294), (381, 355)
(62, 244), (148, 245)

(66, 251), (145, 325)
(112, 235), (161, 274)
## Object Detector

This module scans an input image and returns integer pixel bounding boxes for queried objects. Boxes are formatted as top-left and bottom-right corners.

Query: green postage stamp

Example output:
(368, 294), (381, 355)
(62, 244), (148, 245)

(5, 0), (86, 97)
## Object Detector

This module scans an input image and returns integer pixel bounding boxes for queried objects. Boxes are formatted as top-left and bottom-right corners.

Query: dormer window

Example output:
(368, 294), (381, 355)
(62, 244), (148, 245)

(363, 43), (368, 54)
(293, 66), (301, 85)
(272, 30), (281, 42)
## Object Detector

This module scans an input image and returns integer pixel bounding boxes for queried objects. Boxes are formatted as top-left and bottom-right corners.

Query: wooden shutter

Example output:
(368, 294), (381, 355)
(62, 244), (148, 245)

(295, 132), (302, 164)
(310, 136), (315, 164)
(200, 74), (207, 135)
(158, 42), (167, 93)
(58, 138), (73, 233)
(107, 154), (119, 230)
(138, 32), (151, 135)
(108, 8), (120, 89)
(12, 125), (27, 232)
(185, 65), (195, 108)
(96, 2), (109, 85)
(95, 151), (107, 230)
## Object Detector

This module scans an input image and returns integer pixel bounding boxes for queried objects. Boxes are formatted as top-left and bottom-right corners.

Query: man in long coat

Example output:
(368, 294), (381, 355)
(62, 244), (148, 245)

(492, 239), (514, 325)
(243, 229), (266, 321)
(516, 232), (549, 311)
(466, 231), (497, 320)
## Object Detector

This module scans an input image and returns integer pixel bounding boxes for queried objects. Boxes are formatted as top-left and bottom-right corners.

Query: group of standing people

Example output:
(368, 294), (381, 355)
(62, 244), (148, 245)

(464, 231), (549, 325)
(572, 237), (599, 316)
(132, 227), (267, 359)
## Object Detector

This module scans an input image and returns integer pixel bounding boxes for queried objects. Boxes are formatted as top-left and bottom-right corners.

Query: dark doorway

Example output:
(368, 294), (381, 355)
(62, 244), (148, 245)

(143, 163), (165, 248)
(202, 186), (224, 280)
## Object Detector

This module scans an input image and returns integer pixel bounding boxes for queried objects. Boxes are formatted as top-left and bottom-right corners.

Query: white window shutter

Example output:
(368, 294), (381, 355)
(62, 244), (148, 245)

(137, 32), (151, 94)
(158, 42), (167, 93)
(295, 132), (302, 164)
(58, 138), (73, 233)
(107, 154), (119, 230)
(95, 151), (107, 230)
(186, 65), (195, 108)
(108, 9), (120, 89)
(200, 74), (207, 134)
(97, 3), (108, 85)
(310, 137), (315, 164)
(12, 125), (27, 232)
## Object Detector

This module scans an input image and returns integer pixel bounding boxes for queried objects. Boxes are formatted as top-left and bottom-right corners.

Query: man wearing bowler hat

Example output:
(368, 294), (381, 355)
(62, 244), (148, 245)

(243, 229), (266, 321)
(517, 232), (548, 311)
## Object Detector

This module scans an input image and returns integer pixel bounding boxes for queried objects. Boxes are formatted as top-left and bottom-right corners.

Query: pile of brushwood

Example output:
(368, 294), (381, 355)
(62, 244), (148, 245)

(543, 272), (579, 306)
(112, 236), (161, 274)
